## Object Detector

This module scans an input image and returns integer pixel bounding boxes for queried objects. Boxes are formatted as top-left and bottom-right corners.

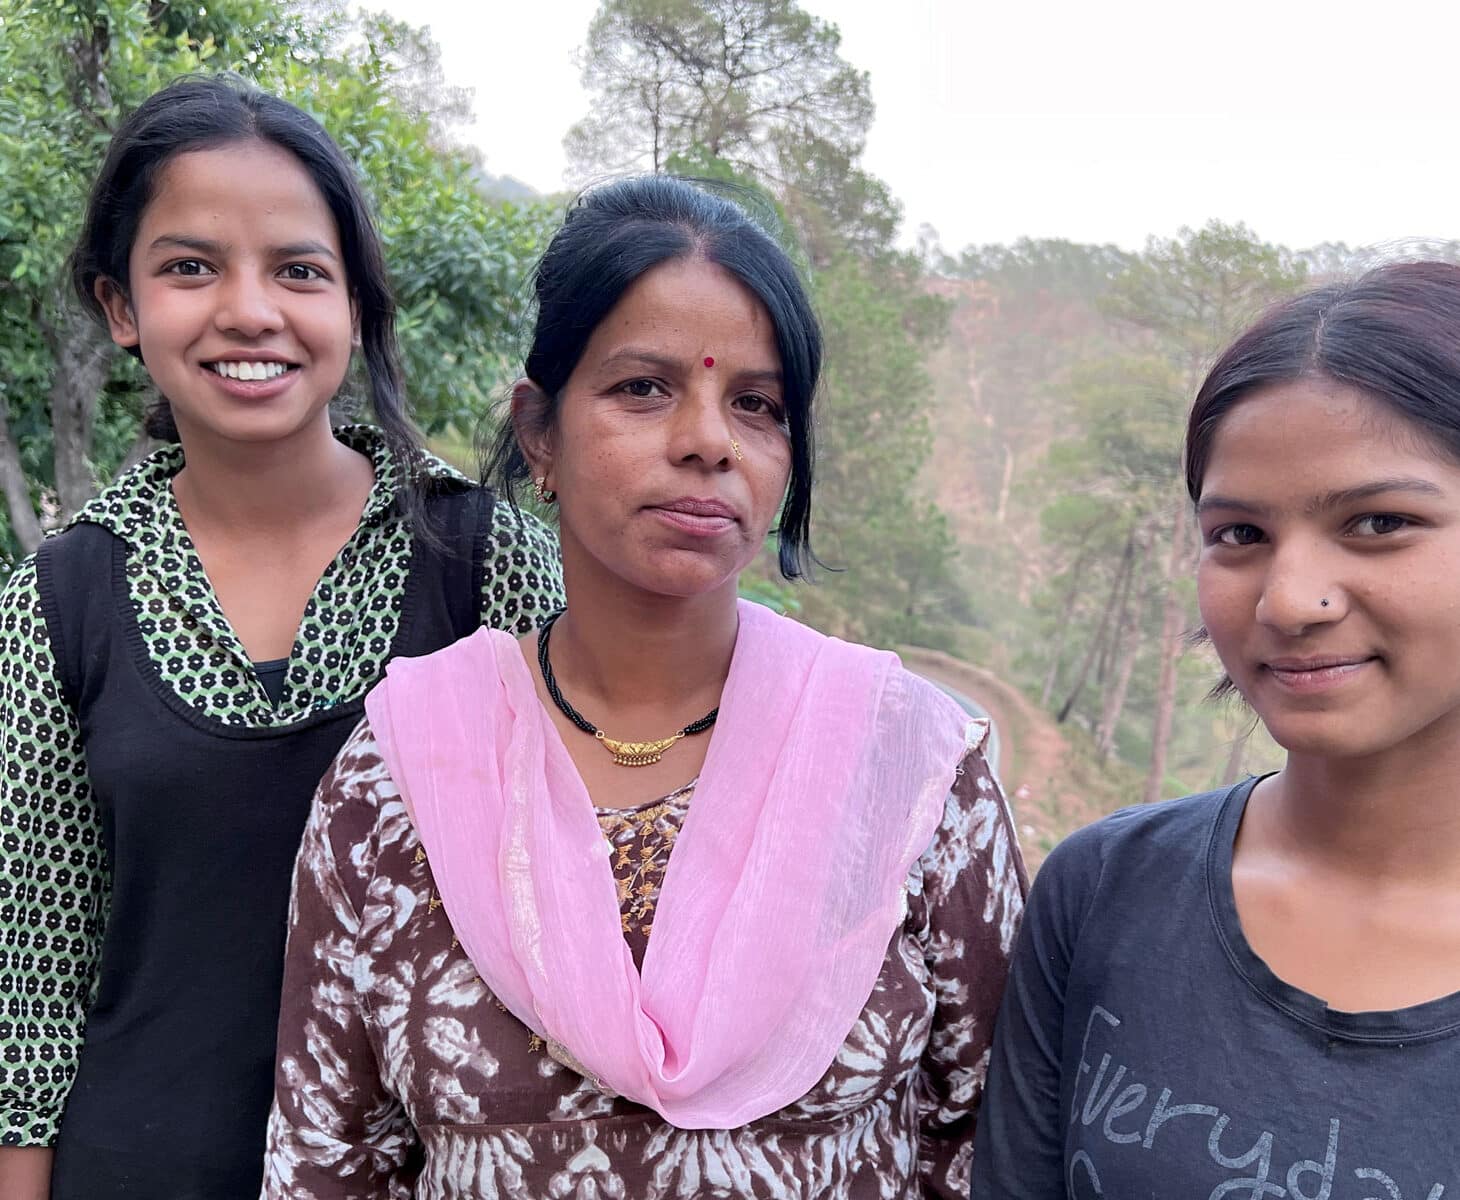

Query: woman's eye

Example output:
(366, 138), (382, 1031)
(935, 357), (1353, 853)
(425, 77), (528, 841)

(1213, 523), (1264, 547)
(281, 263), (324, 282)
(733, 393), (784, 421)
(1351, 513), (1410, 536)
(165, 259), (212, 277)
(622, 379), (666, 398)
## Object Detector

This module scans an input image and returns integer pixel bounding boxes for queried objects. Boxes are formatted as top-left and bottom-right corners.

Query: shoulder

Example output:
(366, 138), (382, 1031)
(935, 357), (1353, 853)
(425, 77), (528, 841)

(1048, 787), (1230, 873)
(62, 445), (183, 543)
(1029, 786), (1235, 930)
(926, 745), (1012, 869)
(365, 626), (515, 767)
(23, 521), (120, 593)
(307, 718), (418, 911)
(914, 745), (1027, 936)
(376, 625), (506, 693)
(886, 655), (967, 712)
(312, 719), (405, 851)
(0, 557), (57, 692)
(483, 496), (560, 558)
(474, 499), (563, 631)
(318, 717), (401, 818)
(743, 607), (964, 725)
(0, 555), (42, 616)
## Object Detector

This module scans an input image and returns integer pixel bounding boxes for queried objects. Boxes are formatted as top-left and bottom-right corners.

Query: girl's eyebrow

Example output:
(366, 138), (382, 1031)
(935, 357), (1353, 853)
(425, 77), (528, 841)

(146, 234), (339, 262)
(273, 239), (340, 262)
(1306, 478), (1446, 513)
(147, 234), (227, 256)
(1196, 495), (1265, 517)
(1198, 476), (1446, 516)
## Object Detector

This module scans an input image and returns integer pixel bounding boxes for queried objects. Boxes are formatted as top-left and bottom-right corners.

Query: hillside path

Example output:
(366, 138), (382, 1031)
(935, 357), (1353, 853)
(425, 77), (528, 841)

(901, 647), (1090, 871)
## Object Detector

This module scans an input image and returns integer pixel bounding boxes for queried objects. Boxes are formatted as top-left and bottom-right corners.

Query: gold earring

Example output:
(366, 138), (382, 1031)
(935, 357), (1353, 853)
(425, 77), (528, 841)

(731, 440), (743, 462)
(533, 476), (556, 504)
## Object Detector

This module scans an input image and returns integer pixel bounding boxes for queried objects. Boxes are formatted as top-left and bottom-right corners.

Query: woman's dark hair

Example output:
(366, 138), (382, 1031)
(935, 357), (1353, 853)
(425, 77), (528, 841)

(485, 175), (821, 579)
(1187, 260), (1460, 501)
(68, 74), (423, 485)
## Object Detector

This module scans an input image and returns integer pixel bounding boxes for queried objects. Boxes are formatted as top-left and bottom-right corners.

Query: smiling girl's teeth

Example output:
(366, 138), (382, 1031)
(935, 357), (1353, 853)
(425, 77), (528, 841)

(211, 361), (289, 380)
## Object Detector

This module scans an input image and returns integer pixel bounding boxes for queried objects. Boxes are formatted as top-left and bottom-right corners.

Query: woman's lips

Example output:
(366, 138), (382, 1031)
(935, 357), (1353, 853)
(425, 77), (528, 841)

(646, 498), (739, 535)
(1263, 657), (1375, 694)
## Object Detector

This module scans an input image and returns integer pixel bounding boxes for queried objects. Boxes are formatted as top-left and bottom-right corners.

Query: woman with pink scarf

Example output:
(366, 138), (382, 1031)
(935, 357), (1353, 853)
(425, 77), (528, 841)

(261, 176), (1027, 1200)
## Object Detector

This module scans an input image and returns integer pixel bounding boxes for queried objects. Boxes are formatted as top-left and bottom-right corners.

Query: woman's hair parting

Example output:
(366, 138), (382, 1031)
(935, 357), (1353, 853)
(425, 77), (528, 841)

(1186, 260), (1460, 502)
(68, 74), (424, 488)
(485, 174), (823, 579)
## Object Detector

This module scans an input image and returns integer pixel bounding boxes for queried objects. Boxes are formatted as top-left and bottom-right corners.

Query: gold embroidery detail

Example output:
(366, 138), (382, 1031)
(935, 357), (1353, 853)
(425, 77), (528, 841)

(599, 791), (690, 944)
(413, 846), (426, 864)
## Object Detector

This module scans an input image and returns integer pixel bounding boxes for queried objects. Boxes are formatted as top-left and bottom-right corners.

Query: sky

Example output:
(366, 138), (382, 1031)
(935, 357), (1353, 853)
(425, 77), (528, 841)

(373, 0), (1460, 254)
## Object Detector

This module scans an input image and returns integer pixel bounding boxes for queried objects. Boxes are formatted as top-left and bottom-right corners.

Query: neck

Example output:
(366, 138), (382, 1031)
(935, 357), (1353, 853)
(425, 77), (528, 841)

(1266, 733), (1460, 882)
(550, 564), (741, 723)
(171, 417), (369, 535)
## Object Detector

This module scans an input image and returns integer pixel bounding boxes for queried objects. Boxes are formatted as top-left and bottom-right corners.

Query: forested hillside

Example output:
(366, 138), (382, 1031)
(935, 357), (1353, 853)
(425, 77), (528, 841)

(919, 233), (1460, 813)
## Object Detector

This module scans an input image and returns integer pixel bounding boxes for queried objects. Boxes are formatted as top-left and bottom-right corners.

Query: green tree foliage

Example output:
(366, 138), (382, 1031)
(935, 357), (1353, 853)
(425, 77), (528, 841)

(566, 0), (873, 183)
(797, 247), (962, 646)
(0, 0), (551, 570)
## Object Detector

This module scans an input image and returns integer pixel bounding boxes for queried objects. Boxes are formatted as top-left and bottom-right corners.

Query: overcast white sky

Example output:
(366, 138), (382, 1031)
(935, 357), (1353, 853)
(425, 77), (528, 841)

(374, 0), (1460, 254)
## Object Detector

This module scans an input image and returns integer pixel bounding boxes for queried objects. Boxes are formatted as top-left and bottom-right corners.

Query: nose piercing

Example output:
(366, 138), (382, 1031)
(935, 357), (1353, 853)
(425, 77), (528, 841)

(1320, 598), (1330, 607)
(731, 439), (743, 462)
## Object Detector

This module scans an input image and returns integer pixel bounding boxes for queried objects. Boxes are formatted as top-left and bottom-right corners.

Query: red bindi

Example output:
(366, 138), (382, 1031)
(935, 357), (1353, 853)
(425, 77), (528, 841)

(703, 356), (715, 368)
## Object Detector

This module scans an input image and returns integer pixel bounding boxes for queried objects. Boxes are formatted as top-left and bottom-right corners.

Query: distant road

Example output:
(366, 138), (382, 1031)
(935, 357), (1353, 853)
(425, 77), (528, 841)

(927, 680), (1001, 778)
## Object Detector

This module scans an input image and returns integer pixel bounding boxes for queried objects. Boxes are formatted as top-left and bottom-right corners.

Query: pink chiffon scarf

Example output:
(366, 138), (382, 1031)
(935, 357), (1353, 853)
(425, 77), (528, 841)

(365, 599), (983, 1129)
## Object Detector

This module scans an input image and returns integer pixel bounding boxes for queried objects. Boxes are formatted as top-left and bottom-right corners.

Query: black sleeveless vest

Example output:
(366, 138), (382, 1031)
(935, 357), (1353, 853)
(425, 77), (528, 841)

(37, 486), (493, 1199)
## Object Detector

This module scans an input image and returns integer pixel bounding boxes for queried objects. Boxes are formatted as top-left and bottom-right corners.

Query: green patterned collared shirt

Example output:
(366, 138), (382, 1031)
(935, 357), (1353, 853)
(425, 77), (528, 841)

(0, 426), (563, 1145)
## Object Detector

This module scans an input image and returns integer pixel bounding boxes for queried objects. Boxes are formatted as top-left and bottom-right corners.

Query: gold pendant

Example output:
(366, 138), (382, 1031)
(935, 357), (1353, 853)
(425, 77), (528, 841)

(595, 729), (684, 767)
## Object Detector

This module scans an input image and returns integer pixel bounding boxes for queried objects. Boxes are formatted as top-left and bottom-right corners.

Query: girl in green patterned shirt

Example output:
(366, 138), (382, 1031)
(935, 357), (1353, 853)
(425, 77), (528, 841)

(0, 76), (562, 1199)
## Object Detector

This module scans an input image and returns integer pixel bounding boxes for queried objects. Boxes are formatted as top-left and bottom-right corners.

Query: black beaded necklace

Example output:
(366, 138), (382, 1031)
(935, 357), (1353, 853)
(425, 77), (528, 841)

(537, 610), (719, 767)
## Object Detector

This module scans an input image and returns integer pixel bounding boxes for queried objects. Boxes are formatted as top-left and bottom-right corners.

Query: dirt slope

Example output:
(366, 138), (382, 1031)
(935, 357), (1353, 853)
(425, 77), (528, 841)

(901, 647), (1115, 872)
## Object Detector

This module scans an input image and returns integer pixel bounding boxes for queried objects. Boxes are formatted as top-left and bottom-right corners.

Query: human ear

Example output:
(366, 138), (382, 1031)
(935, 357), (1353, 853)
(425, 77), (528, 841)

(511, 378), (556, 486)
(95, 278), (140, 349)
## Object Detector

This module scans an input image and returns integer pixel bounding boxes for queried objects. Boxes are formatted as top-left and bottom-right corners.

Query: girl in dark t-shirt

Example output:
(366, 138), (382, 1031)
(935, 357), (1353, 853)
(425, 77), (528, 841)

(973, 262), (1460, 1199)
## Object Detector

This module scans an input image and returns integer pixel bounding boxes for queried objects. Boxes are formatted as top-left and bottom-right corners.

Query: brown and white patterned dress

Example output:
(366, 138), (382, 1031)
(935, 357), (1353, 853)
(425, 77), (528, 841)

(262, 720), (1027, 1199)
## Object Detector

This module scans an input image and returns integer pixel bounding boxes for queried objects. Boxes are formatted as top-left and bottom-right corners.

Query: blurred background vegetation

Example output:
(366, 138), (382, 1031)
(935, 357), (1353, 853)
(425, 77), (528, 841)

(6, 0), (1452, 854)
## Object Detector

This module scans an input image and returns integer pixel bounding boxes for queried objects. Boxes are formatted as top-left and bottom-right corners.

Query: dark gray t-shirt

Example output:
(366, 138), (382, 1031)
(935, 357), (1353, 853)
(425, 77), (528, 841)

(971, 779), (1460, 1200)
